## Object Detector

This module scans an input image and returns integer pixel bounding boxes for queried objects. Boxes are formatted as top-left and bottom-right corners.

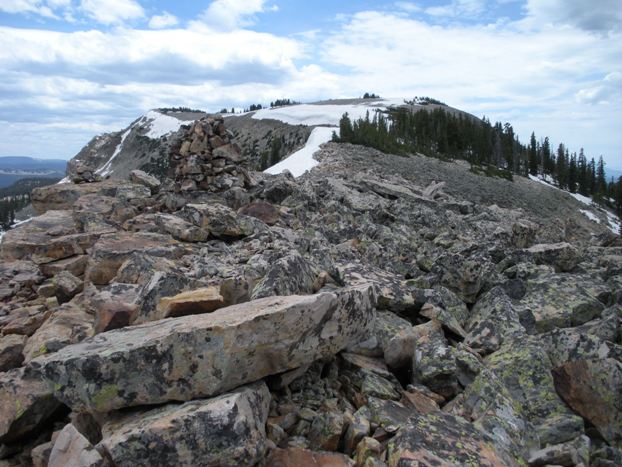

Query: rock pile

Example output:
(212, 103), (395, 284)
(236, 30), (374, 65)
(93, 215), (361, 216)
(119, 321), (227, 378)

(171, 116), (249, 193)
(0, 122), (621, 466)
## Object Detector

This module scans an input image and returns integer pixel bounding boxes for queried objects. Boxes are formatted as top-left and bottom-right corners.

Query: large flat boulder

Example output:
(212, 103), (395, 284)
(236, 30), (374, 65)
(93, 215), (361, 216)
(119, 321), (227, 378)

(33, 285), (376, 412)
(386, 411), (517, 466)
(84, 232), (188, 285)
(0, 210), (112, 264)
(97, 382), (270, 467)
(31, 180), (148, 214)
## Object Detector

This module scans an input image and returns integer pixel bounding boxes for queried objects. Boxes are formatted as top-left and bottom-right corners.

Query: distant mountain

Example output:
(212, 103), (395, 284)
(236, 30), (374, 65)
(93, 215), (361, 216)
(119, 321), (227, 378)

(0, 156), (67, 188)
(607, 167), (622, 181)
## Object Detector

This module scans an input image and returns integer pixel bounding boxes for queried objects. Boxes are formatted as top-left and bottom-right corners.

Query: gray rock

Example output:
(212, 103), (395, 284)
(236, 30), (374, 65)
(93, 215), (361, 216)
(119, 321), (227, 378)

(48, 424), (104, 467)
(0, 334), (27, 371)
(97, 382), (270, 467)
(34, 285), (376, 412)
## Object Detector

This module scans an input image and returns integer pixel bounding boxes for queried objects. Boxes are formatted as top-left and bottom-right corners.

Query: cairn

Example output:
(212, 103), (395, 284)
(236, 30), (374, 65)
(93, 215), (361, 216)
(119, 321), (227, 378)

(171, 116), (249, 193)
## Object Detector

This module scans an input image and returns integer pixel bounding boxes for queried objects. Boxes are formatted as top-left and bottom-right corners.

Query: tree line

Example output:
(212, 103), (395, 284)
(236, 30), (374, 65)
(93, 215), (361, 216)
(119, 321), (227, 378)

(0, 177), (60, 229)
(333, 107), (622, 226)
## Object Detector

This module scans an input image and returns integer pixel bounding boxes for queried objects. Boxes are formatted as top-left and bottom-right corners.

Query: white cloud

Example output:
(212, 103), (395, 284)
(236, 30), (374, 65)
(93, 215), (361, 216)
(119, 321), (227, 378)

(576, 72), (622, 105)
(0, 0), (58, 18)
(425, 0), (487, 18)
(196, 0), (277, 31)
(394, 2), (422, 13)
(148, 12), (179, 29)
(321, 10), (622, 165)
(524, 0), (622, 33)
(79, 0), (144, 25)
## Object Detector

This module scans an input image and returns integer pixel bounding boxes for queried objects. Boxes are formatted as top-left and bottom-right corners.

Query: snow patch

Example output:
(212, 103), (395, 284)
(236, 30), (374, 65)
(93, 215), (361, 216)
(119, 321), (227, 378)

(264, 127), (337, 178)
(141, 110), (194, 139)
(95, 127), (132, 177)
(252, 99), (404, 127)
(580, 209), (600, 223)
(605, 210), (621, 234)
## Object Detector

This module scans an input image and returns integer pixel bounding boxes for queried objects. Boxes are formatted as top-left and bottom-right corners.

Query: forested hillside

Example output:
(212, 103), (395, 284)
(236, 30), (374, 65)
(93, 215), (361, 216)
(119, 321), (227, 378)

(335, 107), (622, 227)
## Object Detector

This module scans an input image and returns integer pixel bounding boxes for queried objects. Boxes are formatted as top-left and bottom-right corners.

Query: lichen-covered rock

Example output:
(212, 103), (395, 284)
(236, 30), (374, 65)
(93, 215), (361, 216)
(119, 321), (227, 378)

(48, 424), (104, 467)
(552, 358), (622, 448)
(0, 334), (27, 371)
(238, 201), (280, 225)
(156, 286), (225, 319)
(154, 213), (208, 242)
(51, 271), (83, 304)
(266, 447), (355, 467)
(527, 435), (590, 467)
(0, 210), (110, 264)
(34, 285), (376, 412)
(22, 303), (93, 362)
(308, 411), (344, 451)
(517, 273), (609, 333)
(85, 232), (187, 285)
(465, 286), (525, 355)
(180, 203), (256, 239)
(97, 382), (270, 467)
(411, 320), (460, 398)
(526, 242), (580, 272)
(251, 250), (321, 299)
(129, 170), (161, 193)
(0, 368), (61, 444)
(485, 336), (584, 446)
(431, 252), (489, 303)
(386, 411), (517, 466)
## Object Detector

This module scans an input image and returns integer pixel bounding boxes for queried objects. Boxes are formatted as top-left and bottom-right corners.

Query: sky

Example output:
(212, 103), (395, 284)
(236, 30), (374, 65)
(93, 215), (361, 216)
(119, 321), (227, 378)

(0, 0), (620, 171)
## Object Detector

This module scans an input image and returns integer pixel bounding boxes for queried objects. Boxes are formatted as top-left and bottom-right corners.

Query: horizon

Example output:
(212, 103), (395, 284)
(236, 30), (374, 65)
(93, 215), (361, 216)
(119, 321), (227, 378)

(0, 1), (620, 169)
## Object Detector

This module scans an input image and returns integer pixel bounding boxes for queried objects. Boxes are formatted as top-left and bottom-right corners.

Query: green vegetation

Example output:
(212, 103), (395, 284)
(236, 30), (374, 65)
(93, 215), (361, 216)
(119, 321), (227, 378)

(362, 92), (380, 99)
(0, 177), (60, 229)
(270, 99), (300, 107)
(157, 106), (205, 113)
(333, 106), (622, 226)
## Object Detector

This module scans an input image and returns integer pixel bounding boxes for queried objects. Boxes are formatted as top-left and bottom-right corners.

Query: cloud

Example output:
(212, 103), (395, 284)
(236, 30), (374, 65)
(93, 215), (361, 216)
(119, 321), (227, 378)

(394, 2), (422, 13)
(79, 0), (144, 25)
(320, 10), (622, 163)
(148, 12), (179, 29)
(576, 72), (622, 104)
(425, 0), (487, 18)
(525, 0), (622, 33)
(195, 0), (277, 31)
(0, 0), (58, 18)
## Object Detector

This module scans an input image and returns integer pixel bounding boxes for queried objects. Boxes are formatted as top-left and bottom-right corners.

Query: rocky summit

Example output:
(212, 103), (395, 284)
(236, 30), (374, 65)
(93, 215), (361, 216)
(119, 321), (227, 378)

(0, 112), (621, 467)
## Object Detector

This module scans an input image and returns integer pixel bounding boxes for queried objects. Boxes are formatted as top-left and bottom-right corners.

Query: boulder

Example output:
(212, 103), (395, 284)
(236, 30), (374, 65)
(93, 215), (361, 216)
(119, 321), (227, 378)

(432, 253), (488, 303)
(181, 203), (255, 239)
(48, 423), (104, 467)
(512, 220), (538, 248)
(51, 271), (83, 304)
(386, 411), (517, 467)
(85, 232), (187, 285)
(527, 435), (590, 466)
(552, 358), (622, 447)
(154, 213), (208, 243)
(0, 334), (27, 371)
(34, 285), (376, 412)
(22, 304), (93, 362)
(517, 273), (608, 333)
(238, 201), (280, 225)
(1, 305), (51, 336)
(307, 411), (345, 451)
(486, 337), (584, 446)
(40, 255), (88, 278)
(526, 243), (580, 272)
(156, 286), (225, 319)
(0, 368), (61, 444)
(266, 447), (354, 467)
(97, 382), (270, 467)
(31, 180), (148, 214)
(129, 170), (161, 193)
(0, 210), (111, 264)
(251, 251), (321, 299)
(465, 286), (525, 355)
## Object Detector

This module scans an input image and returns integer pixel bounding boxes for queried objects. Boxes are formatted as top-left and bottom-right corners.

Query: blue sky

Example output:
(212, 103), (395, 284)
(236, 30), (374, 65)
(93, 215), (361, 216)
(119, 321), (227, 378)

(0, 0), (621, 171)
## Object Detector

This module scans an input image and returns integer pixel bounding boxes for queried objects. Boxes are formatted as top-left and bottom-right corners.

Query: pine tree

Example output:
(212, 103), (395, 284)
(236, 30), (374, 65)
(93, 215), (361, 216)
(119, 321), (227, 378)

(528, 132), (538, 176)
(568, 152), (577, 193)
(577, 148), (588, 195)
(555, 143), (566, 188)
(595, 156), (607, 204)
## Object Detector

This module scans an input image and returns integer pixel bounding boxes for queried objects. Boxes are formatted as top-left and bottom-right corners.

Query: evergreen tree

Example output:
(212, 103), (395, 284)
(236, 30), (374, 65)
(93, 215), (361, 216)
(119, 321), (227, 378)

(568, 152), (577, 193)
(555, 143), (566, 189)
(577, 148), (588, 195)
(542, 137), (552, 176)
(595, 156), (607, 203)
(528, 132), (538, 176)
